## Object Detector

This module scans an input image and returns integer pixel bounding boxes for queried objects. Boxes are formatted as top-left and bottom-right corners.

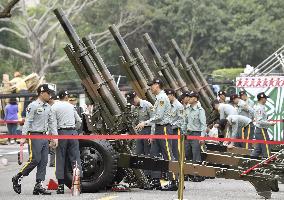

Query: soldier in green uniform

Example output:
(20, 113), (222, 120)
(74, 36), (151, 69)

(218, 91), (227, 103)
(218, 115), (253, 149)
(211, 100), (238, 120)
(230, 94), (255, 148)
(182, 91), (206, 182)
(239, 91), (255, 108)
(251, 92), (276, 158)
(12, 84), (58, 195)
(165, 89), (184, 161)
(135, 78), (177, 191)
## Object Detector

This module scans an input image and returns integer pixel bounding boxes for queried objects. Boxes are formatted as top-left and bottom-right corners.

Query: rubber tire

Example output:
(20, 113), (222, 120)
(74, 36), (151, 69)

(64, 139), (118, 192)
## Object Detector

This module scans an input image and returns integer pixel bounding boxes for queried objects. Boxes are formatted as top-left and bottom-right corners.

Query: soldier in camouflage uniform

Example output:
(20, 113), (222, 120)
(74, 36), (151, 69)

(251, 92), (276, 158)
(125, 91), (153, 157)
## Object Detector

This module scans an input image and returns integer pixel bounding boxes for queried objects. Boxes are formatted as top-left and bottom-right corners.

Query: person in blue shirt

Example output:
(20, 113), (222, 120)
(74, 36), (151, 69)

(4, 97), (18, 144)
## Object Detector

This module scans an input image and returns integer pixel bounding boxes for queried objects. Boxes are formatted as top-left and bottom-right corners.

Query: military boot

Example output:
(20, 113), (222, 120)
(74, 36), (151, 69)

(144, 178), (162, 190)
(33, 181), (51, 195)
(12, 173), (23, 194)
(160, 180), (178, 191)
(57, 184), (64, 194)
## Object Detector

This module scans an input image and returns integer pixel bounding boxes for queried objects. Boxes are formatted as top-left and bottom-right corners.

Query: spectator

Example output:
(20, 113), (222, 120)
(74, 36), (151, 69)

(4, 98), (18, 144)
(9, 71), (29, 117)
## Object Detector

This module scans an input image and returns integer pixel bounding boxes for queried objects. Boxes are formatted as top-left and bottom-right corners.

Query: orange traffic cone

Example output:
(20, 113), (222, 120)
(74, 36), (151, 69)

(47, 179), (58, 190)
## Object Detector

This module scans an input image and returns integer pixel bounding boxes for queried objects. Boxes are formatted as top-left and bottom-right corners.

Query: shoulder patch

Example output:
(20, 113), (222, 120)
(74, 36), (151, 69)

(159, 101), (164, 107)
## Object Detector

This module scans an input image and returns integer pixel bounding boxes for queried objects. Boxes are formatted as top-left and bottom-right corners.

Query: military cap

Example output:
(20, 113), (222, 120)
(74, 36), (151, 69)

(69, 94), (77, 101)
(147, 78), (163, 87)
(58, 90), (69, 99)
(239, 91), (247, 96)
(218, 90), (227, 96)
(180, 91), (191, 99)
(257, 92), (269, 100)
(188, 91), (199, 99)
(125, 91), (137, 100)
(164, 88), (176, 95)
(229, 94), (239, 102)
(37, 84), (55, 95)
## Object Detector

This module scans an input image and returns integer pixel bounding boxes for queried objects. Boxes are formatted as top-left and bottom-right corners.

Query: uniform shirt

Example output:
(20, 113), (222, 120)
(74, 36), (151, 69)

(226, 115), (252, 138)
(244, 98), (254, 108)
(237, 99), (255, 120)
(169, 99), (184, 129)
(22, 99), (57, 135)
(132, 99), (153, 126)
(218, 103), (238, 119)
(145, 90), (171, 126)
(52, 101), (82, 130)
(254, 103), (274, 129)
(182, 103), (207, 136)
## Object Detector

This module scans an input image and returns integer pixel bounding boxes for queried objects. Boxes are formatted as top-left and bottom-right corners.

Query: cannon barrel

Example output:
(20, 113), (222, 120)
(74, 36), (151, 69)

(109, 25), (155, 103)
(82, 36), (127, 110)
(170, 39), (212, 110)
(143, 33), (182, 95)
(132, 48), (156, 82)
(54, 8), (122, 116)
(164, 53), (189, 91)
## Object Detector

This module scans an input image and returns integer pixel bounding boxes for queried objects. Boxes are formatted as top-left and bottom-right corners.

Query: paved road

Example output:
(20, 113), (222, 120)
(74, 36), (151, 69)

(1, 144), (284, 200)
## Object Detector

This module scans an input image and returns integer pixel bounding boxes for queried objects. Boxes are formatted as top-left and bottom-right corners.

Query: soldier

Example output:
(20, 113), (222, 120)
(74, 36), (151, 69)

(69, 94), (83, 133)
(125, 91), (153, 157)
(47, 94), (59, 167)
(164, 88), (184, 160)
(239, 91), (254, 108)
(211, 100), (238, 120)
(218, 90), (227, 103)
(251, 92), (276, 158)
(52, 90), (82, 194)
(182, 91), (207, 182)
(230, 94), (255, 119)
(12, 84), (58, 195)
(135, 78), (177, 191)
(217, 115), (253, 149)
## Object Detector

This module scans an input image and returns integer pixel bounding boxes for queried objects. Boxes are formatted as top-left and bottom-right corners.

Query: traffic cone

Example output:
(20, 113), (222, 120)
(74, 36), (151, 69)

(47, 179), (58, 190)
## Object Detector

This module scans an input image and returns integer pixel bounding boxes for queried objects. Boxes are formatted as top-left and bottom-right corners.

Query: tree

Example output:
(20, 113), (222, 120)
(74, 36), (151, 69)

(0, 0), (142, 76)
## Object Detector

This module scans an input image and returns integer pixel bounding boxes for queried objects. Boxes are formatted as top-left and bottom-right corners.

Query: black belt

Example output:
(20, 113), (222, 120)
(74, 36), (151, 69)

(29, 131), (46, 134)
(58, 127), (76, 130)
(156, 123), (171, 127)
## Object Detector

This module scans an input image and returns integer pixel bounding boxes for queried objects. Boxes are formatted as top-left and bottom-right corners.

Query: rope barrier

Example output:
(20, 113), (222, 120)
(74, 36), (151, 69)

(0, 134), (284, 145)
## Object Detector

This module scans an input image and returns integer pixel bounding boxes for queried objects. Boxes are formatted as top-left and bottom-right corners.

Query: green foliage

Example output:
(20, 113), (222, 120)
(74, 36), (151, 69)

(212, 68), (244, 80)
(1, 0), (284, 89)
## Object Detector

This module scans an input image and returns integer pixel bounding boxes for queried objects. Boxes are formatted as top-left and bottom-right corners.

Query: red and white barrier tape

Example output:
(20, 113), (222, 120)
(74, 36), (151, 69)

(0, 119), (283, 124)
(1, 134), (284, 145)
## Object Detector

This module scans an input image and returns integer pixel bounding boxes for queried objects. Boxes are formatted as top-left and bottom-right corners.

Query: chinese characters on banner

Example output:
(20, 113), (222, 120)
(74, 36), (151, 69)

(236, 76), (284, 141)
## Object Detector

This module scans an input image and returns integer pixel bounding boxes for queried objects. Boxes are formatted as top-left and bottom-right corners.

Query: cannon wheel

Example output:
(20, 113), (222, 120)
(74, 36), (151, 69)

(64, 139), (119, 192)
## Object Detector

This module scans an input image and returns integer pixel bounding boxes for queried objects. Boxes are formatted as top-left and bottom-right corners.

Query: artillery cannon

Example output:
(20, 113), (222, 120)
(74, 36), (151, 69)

(54, 8), (282, 199)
